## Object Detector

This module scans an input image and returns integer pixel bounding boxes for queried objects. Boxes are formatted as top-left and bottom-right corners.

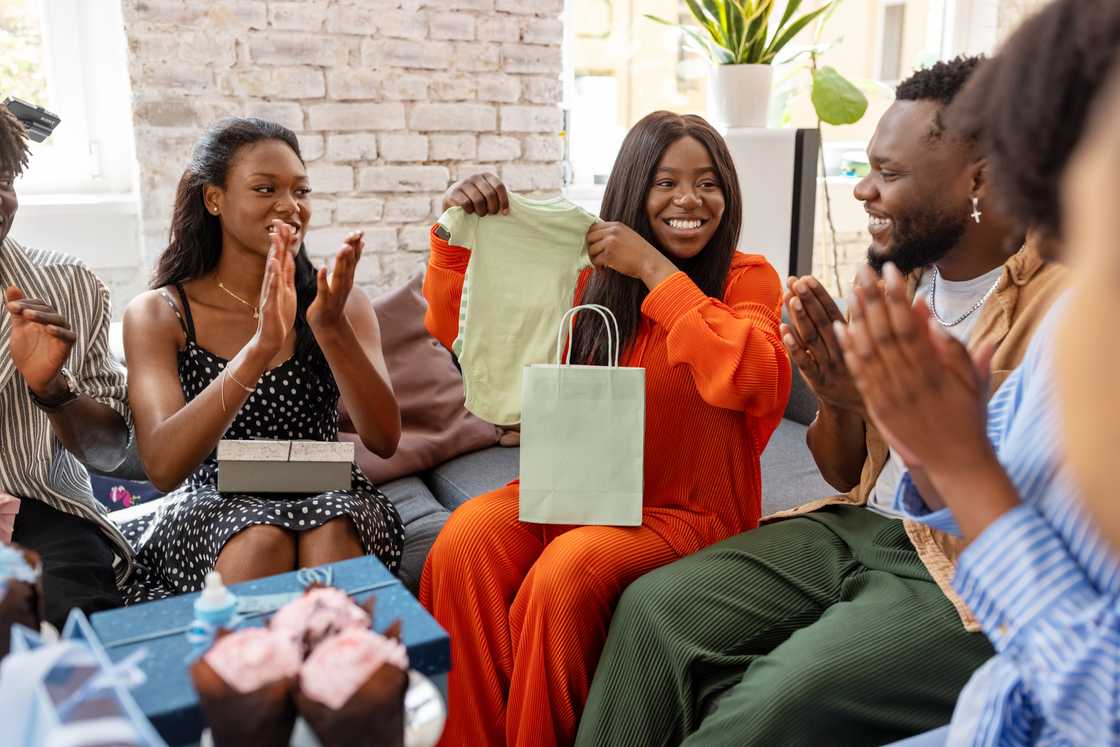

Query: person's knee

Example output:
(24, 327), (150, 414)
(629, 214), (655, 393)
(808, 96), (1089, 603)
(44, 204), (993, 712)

(429, 495), (507, 564)
(224, 524), (295, 560)
(306, 515), (360, 542)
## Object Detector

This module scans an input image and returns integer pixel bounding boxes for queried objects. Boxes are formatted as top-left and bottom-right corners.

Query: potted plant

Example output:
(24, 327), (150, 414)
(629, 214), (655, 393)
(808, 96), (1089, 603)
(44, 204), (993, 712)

(650, 0), (855, 128)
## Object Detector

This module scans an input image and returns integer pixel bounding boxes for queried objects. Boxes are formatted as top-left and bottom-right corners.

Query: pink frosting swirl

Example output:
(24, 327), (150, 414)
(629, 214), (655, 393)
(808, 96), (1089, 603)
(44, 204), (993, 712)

(203, 628), (302, 694)
(299, 627), (409, 710)
(269, 587), (371, 651)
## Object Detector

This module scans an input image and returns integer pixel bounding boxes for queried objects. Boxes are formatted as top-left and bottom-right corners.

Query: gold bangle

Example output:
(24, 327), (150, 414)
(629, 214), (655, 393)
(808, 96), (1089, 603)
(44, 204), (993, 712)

(227, 368), (257, 393)
(219, 369), (228, 413)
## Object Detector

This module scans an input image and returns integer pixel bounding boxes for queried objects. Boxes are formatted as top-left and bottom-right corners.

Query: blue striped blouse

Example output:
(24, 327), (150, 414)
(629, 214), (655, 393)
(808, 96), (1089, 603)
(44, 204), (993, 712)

(896, 302), (1120, 747)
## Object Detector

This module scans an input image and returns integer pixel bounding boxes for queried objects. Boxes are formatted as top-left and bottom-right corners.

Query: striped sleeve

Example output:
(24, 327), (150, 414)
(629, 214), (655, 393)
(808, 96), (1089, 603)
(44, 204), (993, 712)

(73, 265), (131, 428)
(955, 504), (1120, 746)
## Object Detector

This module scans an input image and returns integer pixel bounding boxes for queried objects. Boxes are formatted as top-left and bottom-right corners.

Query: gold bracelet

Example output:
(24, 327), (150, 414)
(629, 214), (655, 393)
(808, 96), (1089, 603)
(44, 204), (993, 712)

(227, 368), (258, 393)
(219, 369), (228, 413)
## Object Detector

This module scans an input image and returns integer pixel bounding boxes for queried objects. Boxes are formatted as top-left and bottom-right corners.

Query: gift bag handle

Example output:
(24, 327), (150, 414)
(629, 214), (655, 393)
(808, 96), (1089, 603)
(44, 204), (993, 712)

(556, 304), (621, 368)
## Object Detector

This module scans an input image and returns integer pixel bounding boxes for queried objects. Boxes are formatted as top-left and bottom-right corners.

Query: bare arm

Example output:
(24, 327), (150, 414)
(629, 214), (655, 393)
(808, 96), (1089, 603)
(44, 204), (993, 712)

(806, 404), (868, 493)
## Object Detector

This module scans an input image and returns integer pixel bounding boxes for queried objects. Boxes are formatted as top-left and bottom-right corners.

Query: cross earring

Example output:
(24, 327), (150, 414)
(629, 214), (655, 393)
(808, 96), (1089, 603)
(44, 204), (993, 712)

(970, 196), (982, 224)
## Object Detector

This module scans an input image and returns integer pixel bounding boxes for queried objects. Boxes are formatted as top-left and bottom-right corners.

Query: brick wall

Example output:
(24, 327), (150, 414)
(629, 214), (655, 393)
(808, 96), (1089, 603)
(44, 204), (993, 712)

(121, 0), (565, 296)
(997, 0), (1049, 37)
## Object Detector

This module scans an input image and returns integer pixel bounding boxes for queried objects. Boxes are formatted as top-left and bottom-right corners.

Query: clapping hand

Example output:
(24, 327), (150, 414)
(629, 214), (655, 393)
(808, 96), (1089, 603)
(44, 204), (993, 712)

(5, 286), (76, 398)
(308, 230), (365, 333)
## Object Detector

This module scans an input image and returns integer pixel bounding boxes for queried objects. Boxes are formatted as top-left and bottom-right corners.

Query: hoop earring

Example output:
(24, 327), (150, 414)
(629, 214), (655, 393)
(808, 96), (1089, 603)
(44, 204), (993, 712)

(970, 196), (982, 224)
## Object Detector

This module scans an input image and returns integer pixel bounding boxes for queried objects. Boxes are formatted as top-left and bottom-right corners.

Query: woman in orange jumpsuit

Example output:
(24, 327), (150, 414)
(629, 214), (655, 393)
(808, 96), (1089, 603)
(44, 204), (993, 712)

(420, 111), (792, 746)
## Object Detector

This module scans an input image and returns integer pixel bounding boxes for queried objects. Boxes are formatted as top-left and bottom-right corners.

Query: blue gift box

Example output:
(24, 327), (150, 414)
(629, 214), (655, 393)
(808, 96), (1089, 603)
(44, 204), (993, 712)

(90, 556), (450, 746)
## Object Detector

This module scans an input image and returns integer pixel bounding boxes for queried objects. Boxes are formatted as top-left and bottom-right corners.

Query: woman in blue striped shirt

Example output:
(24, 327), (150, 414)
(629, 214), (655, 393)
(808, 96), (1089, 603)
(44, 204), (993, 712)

(838, 2), (1120, 744)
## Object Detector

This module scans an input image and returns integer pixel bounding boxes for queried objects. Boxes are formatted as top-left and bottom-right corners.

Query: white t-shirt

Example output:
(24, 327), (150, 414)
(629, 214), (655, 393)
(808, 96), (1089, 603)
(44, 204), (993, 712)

(866, 263), (1005, 518)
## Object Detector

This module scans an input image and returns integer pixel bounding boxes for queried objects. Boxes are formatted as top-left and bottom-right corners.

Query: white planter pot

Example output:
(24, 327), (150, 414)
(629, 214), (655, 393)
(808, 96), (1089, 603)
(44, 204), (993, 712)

(707, 63), (774, 129)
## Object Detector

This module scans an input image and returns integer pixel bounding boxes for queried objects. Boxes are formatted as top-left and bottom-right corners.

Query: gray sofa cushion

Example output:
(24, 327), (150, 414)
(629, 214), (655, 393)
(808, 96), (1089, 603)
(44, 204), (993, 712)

(760, 418), (835, 515)
(424, 446), (520, 511)
(378, 476), (450, 594)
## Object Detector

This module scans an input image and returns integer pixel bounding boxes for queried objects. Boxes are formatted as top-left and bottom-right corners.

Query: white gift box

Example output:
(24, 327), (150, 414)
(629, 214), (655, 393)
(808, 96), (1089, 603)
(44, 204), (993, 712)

(216, 440), (354, 494)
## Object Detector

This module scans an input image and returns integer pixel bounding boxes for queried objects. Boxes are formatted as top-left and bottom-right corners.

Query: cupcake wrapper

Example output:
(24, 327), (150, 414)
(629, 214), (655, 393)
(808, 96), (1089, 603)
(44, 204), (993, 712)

(296, 663), (408, 747)
(0, 546), (44, 658)
(190, 656), (297, 747)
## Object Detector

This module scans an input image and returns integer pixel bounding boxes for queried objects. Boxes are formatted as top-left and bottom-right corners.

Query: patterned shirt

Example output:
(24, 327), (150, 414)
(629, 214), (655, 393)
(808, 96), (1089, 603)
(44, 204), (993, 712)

(896, 301), (1120, 746)
(0, 236), (134, 581)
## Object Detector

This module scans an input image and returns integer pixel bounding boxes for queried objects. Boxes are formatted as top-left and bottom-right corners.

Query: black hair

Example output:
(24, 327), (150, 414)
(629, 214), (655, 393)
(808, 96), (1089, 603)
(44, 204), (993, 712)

(150, 117), (326, 372)
(0, 106), (30, 178)
(948, 0), (1120, 238)
(895, 55), (986, 140)
(570, 111), (742, 366)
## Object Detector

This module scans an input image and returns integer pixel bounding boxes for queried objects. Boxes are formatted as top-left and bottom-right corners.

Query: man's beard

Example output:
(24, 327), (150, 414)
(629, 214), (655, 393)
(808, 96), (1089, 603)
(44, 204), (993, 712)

(867, 204), (967, 275)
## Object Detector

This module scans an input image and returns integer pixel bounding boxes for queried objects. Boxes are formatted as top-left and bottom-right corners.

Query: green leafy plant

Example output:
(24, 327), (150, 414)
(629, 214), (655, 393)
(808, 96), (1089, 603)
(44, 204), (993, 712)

(648, 0), (836, 66)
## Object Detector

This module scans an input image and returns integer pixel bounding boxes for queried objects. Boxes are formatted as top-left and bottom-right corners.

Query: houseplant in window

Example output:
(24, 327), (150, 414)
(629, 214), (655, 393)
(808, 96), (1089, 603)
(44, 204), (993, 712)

(650, 0), (856, 128)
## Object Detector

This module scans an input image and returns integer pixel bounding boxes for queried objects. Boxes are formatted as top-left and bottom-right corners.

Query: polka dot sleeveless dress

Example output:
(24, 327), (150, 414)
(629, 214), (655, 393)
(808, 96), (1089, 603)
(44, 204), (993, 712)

(120, 285), (405, 603)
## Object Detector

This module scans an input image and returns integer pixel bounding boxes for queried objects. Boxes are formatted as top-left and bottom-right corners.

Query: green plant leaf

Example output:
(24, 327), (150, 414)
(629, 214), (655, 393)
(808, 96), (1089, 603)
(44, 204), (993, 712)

(775, 0), (804, 36)
(685, 0), (730, 49)
(761, 2), (832, 62)
(744, 0), (775, 62)
(811, 65), (869, 125)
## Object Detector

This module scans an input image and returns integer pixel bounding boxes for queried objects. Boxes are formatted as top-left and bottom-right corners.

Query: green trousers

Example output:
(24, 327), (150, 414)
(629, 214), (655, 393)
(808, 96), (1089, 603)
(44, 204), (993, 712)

(575, 506), (994, 747)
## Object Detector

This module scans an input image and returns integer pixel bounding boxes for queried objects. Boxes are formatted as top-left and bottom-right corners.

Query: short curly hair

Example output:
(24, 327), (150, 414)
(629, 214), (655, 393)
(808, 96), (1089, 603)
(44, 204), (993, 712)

(0, 105), (30, 179)
(894, 55), (986, 140)
(948, 0), (1120, 239)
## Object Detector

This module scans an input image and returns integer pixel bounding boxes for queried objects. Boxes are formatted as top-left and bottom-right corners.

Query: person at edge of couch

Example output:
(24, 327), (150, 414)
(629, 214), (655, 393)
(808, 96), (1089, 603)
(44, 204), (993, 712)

(0, 105), (132, 627)
(420, 111), (792, 746)
(575, 56), (1067, 747)
(847, 2), (1120, 745)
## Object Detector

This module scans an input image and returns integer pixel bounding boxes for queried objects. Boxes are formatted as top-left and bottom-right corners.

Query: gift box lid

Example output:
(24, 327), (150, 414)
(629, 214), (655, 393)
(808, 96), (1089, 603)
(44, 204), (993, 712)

(90, 557), (449, 746)
(216, 439), (355, 463)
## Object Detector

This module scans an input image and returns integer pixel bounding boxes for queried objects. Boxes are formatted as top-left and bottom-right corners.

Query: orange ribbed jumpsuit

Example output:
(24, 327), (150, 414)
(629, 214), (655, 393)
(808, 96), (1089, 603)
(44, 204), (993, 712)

(419, 226), (791, 746)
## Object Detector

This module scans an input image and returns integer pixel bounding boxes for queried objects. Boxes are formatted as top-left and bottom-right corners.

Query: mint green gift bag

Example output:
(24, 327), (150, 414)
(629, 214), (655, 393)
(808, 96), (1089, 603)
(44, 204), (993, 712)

(519, 305), (645, 526)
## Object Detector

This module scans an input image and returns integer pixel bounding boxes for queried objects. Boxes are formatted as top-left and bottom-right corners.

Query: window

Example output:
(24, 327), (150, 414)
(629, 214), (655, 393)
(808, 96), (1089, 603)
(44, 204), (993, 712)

(878, 1), (908, 84)
(1, 0), (137, 196)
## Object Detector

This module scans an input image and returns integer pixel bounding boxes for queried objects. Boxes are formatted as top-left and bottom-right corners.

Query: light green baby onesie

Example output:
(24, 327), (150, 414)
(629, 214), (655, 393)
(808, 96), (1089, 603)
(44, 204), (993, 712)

(437, 193), (598, 426)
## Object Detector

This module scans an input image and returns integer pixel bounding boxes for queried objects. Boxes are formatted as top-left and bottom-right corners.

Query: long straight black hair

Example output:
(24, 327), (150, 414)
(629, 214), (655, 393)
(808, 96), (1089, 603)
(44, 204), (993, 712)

(150, 117), (327, 373)
(569, 111), (743, 366)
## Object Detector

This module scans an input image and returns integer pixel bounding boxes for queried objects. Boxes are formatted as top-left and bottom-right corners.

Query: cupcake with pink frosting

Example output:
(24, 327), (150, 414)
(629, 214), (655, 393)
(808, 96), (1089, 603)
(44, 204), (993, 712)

(190, 627), (302, 747)
(269, 586), (372, 655)
(296, 626), (410, 747)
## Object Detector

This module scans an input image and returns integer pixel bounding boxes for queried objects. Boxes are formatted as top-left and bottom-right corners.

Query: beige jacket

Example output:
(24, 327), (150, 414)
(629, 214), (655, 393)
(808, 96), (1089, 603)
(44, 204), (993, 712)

(764, 243), (1067, 631)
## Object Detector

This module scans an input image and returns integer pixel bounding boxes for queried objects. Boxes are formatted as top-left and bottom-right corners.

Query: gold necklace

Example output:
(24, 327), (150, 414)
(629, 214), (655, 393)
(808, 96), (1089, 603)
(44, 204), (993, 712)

(217, 281), (259, 319)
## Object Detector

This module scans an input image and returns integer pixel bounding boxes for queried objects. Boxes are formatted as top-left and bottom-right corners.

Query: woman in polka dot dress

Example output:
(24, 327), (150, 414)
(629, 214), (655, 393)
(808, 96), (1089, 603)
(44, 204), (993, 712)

(119, 118), (404, 602)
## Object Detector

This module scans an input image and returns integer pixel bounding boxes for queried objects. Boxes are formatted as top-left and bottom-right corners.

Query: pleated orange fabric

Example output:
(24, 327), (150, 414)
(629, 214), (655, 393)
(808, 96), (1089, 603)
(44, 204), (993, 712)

(420, 226), (791, 746)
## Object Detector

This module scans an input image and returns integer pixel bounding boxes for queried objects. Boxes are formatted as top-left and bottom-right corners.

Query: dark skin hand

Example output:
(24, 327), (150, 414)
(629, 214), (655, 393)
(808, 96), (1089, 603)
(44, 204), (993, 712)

(836, 263), (1019, 544)
(4, 285), (129, 473)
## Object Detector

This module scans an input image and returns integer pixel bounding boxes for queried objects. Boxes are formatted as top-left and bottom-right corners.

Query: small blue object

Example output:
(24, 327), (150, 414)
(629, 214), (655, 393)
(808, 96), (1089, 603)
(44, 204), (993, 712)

(89, 556), (450, 746)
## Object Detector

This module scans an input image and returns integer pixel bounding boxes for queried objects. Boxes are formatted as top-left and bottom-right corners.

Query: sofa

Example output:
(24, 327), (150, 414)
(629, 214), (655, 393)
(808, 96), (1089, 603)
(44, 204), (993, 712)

(93, 277), (834, 594)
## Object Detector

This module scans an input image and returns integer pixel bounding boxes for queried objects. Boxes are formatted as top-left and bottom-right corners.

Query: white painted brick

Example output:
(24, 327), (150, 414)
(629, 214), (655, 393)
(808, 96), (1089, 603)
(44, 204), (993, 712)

(501, 163), (563, 190)
(478, 135), (521, 161)
(430, 76), (477, 101)
(307, 103), (406, 131)
(336, 198), (386, 223)
(326, 133), (378, 161)
(360, 227), (403, 254)
(137, 62), (216, 92)
(243, 101), (305, 131)
(324, 4), (378, 35)
(359, 166), (450, 192)
(127, 0), (208, 25)
(299, 134), (325, 161)
(477, 15), (521, 42)
(399, 225), (433, 252)
(449, 163), (499, 180)
(451, 42), (500, 72)
(268, 2), (327, 31)
(500, 105), (563, 133)
(430, 12), (475, 40)
(375, 252), (428, 288)
(495, 0), (563, 14)
(308, 164), (355, 193)
(429, 134), (477, 161)
(415, 0), (493, 10)
(225, 2), (269, 30)
(523, 134), (563, 161)
(501, 43), (562, 73)
(249, 32), (351, 67)
(523, 76), (562, 104)
(380, 74), (430, 101)
(376, 9), (430, 40)
(409, 103), (497, 132)
(379, 134), (429, 162)
(366, 39), (450, 70)
(307, 227), (368, 258)
(133, 98), (216, 129)
(326, 69), (382, 100)
(384, 196), (435, 222)
(221, 67), (325, 98)
(476, 74), (521, 102)
(522, 17), (563, 45)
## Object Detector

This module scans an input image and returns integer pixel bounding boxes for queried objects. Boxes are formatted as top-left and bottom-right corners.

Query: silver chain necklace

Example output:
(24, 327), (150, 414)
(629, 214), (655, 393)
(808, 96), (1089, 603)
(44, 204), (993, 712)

(928, 267), (1001, 328)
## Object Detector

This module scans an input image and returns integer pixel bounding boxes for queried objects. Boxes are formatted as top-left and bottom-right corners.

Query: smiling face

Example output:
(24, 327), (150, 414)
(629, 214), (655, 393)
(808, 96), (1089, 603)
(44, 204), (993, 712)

(854, 100), (976, 274)
(0, 169), (16, 245)
(645, 136), (726, 261)
(204, 138), (311, 257)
